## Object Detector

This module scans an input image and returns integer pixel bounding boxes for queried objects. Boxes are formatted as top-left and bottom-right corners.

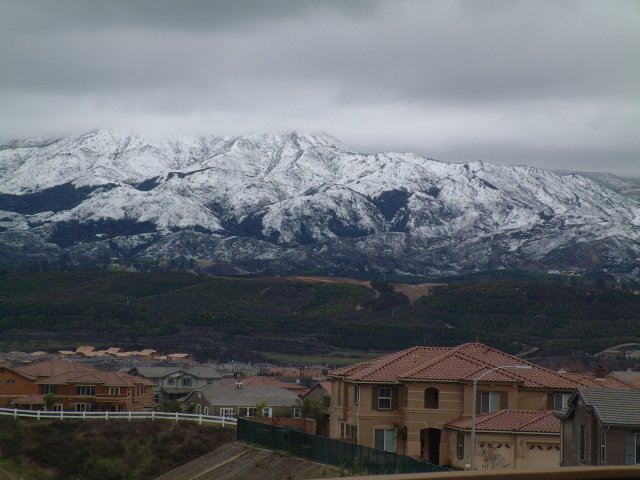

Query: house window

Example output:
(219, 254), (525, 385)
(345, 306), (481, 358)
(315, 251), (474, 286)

(579, 424), (588, 463)
(456, 432), (465, 460)
(374, 429), (396, 453)
(76, 386), (95, 396)
(180, 377), (193, 387)
(153, 393), (160, 403)
(553, 393), (571, 410)
(168, 378), (176, 385)
(378, 387), (392, 410)
(340, 422), (345, 438)
(263, 407), (272, 417)
(354, 385), (360, 405)
(479, 391), (505, 413)
(7, 379), (15, 384)
(220, 408), (235, 418)
(43, 385), (56, 394)
(349, 425), (358, 440)
(109, 387), (120, 396)
(195, 404), (202, 414)
(293, 407), (302, 418)
(75, 403), (87, 412)
(424, 388), (439, 409)
(207, 379), (213, 385)
(600, 428), (606, 465)
(203, 407), (209, 415)
(53, 404), (63, 412)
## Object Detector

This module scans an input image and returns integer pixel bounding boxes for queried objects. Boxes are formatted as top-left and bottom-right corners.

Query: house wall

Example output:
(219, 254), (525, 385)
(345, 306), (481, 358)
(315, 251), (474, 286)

(448, 431), (560, 470)
(606, 429), (628, 465)
(0, 368), (38, 407)
(330, 378), (555, 466)
(560, 404), (600, 466)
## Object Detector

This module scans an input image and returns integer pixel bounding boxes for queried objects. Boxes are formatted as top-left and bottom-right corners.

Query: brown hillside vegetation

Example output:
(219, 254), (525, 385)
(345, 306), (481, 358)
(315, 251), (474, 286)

(0, 418), (234, 480)
(288, 275), (445, 303)
(157, 442), (344, 480)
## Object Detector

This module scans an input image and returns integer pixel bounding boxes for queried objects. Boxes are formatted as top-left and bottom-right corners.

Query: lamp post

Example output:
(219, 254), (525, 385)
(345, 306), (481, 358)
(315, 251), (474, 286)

(470, 364), (532, 470)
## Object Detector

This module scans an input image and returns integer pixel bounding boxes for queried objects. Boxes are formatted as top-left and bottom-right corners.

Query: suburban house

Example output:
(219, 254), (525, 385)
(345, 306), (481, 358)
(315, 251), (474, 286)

(446, 410), (560, 470)
(0, 366), (41, 407)
(128, 365), (222, 404)
(0, 359), (154, 411)
(555, 388), (640, 466)
(329, 342), (633, 468)
(182, 381), (300, 418)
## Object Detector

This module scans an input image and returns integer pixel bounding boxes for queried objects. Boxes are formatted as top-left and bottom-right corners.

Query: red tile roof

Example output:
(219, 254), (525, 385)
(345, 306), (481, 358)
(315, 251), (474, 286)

(330, 343), (636, 390)
(446, 410), (560, 434)
(36, 370), (154, 386)
(17, 359), (93, 378)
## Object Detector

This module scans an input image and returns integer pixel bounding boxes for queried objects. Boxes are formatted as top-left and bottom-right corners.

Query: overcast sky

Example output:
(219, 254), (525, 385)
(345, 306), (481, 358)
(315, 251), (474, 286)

(1, 0), (638, 175)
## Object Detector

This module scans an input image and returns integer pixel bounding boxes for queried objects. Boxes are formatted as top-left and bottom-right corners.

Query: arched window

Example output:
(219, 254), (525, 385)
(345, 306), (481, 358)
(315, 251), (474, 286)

(424, 387), (439, 409)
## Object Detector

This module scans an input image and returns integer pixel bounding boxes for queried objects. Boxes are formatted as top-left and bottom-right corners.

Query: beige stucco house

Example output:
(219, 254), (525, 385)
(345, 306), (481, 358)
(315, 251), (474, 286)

(329, 342), (632, 468)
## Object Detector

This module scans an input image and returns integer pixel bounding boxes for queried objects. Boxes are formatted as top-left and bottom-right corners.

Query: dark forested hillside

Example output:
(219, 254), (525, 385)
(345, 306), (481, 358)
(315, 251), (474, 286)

(1, 271), (639, 361)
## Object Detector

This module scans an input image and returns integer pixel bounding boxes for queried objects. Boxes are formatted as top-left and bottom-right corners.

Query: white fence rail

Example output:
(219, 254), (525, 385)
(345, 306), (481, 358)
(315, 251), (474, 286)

(0, 407), (237, 427)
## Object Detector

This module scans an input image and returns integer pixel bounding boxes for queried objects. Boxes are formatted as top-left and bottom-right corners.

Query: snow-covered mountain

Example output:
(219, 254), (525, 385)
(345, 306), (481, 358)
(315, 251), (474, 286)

(1, 129), (639, 276)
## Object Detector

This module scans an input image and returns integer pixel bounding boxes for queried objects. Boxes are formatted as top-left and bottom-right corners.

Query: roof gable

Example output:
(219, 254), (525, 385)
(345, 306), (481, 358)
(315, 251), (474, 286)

(572, 388), (640, 428)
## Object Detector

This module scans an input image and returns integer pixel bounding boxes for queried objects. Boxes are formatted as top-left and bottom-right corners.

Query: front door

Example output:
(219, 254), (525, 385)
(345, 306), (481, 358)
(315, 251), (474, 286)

(420, 428), (441, 465)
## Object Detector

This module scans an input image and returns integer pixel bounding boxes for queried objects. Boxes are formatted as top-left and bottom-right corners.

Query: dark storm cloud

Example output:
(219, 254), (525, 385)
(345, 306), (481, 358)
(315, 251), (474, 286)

(0, 0), (638, 175)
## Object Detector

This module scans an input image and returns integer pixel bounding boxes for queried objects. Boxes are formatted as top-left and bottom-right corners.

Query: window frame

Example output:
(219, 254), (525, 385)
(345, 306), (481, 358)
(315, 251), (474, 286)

(378, 387), (392, 410)
(480, 391), (502, 413)
(424, 387), (439, 409)
(600, 427), (606, 465)
(456, 432), (465, 460)
(553, 393), (571, 410)
(43, 385), (56, 395)
(220, 407), (235, 418)
(76, 385), (95, 396)
(108, 387), (120, 396)
(374, 428), (397, 453)
(354, 385), (360, 406)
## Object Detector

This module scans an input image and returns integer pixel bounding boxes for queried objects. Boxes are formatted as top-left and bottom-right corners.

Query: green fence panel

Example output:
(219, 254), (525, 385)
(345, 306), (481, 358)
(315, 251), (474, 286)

(236, 418), (446, 474)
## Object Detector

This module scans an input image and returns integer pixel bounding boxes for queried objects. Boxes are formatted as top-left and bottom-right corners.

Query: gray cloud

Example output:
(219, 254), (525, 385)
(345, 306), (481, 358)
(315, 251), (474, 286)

(1, 0), (638, 175)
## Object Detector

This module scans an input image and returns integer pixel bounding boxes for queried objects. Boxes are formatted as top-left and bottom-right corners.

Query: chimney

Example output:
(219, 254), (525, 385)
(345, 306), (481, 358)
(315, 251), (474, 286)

(594, 366), (607, 379)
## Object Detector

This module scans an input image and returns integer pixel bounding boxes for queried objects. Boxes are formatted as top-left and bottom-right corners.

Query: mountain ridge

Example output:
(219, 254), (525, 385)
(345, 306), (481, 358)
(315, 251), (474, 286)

(1, 130), (639, 276)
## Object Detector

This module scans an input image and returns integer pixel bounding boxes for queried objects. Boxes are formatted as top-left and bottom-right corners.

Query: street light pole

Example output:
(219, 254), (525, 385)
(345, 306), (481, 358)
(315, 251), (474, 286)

(470, 364), (531, 470)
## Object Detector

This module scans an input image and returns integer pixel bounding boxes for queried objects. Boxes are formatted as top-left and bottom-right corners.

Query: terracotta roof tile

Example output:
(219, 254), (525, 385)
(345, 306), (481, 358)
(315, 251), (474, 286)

(330, 343), (635, 390)
(446, 410), (560, 433)
(17, 359), (93, 378)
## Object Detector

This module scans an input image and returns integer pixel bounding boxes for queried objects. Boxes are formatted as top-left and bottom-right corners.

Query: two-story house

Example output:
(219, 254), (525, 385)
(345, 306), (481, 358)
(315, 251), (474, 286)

(129, 365), (222, 404)
(1, 359), (154, 411)
(329, 342), (632, 467)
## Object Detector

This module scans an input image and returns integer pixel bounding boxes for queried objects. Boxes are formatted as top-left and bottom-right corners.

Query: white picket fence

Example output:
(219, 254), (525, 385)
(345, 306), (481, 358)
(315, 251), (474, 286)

(0, 407), (237, 427)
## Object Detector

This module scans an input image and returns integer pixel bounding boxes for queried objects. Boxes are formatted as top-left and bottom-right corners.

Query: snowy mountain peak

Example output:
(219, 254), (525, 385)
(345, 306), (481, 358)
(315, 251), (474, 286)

(0, 130), (638, 276)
